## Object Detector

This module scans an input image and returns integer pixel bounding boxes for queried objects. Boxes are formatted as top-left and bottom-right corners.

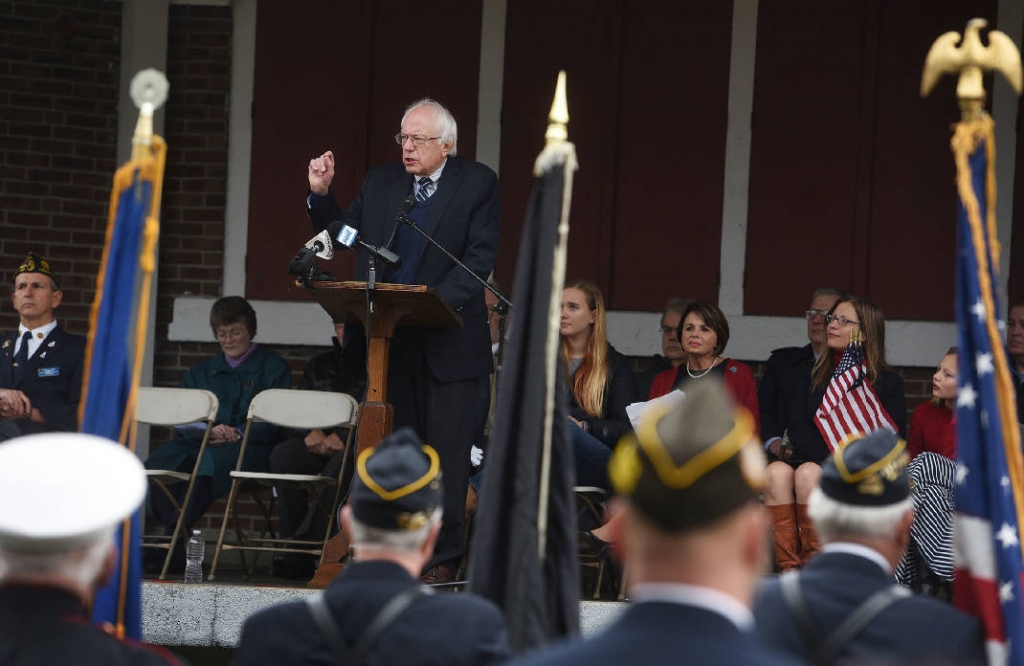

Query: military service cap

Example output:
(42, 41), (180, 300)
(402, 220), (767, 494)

(609, 381), (765, 532)
(14, 251), (60, 290)
(0, 433), (147, 553)
(352, 427), (443, 531)
(820, 429), (910, 507)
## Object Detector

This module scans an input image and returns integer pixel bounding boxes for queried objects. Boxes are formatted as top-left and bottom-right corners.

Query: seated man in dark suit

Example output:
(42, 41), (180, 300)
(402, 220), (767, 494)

(269, 321), (366, 579)
(235, 428), (511, 666)
(514, 382), (798, 666)
(759, 286), (842, 570)
(753, 430), (985, 665)
(0, 252), (85, 442)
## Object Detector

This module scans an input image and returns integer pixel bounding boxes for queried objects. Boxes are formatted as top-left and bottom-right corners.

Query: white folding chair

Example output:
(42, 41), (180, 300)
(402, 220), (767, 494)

(208, 389), (359, 581)
(137, 387), (219, 580)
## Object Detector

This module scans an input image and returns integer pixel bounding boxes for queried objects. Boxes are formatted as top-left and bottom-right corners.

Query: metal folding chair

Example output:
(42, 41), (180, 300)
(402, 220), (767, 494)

(208, 389), (359, 581)
(138, 387), (219, 580)
(575, 485), (611, 599)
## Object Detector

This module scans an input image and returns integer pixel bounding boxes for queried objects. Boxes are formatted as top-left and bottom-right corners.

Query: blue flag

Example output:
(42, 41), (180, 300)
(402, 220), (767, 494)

(952, 116), (1024, 666)
(81, 140), (166, 639)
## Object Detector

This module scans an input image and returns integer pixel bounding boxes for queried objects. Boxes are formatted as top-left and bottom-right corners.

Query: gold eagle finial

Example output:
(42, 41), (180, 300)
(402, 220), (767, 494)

(921, 19), (1022, 118)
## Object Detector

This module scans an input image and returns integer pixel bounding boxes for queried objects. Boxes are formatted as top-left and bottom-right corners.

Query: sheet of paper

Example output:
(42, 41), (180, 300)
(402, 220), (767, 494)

(625, 389), (686, 430)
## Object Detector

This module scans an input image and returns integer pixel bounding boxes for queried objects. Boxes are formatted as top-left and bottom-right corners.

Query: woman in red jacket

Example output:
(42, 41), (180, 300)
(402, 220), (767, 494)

(648, 301), (759, 433)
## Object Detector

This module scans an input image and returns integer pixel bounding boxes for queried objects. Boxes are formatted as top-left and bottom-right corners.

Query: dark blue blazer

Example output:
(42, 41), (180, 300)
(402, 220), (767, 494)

(0, 586), (183, 665)
(512, 601), (801, 666)
(309, 157), (500, 383)
(0, 325), (85, 433)
(759, 343), (815, 445)
(235, 560), (510, 666)
(754, 551), (985, 665)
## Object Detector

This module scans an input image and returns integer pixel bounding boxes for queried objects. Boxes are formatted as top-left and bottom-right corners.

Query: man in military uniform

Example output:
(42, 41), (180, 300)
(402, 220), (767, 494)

(0, 251), (85, 441)
(0, 432), (184, 665)
(753, 430), (985, 664)
(235, 427), (511, 665)
(514, 382), (799, 665)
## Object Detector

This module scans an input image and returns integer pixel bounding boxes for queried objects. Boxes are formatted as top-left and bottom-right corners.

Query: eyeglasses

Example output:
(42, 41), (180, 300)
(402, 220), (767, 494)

(825, 314), (859, 327)
(805, 309), (830, 320)
(659, 326), (678, 335)
(215, 326), (249, 341)
(394, 133), (441, 147)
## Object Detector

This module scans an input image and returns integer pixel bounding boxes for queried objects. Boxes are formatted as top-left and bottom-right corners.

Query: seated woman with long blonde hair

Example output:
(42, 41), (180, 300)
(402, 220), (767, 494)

(560, 279), (634, 491)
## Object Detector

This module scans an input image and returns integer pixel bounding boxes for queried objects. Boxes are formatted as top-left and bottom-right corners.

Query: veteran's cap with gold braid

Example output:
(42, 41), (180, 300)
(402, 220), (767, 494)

(352, 427), (444, 531)
(14, 251), (60, 290)
(609, 381), (766, 532)
(820, 429), (910, 507)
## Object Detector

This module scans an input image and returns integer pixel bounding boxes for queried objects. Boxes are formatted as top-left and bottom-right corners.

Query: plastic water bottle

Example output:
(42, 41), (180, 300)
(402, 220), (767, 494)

(184, 529), (204, 583)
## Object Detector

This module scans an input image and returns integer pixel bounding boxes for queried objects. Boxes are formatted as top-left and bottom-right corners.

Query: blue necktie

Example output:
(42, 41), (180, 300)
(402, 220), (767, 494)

(416, 177), (433, 203)
(12, 331), (31, 385)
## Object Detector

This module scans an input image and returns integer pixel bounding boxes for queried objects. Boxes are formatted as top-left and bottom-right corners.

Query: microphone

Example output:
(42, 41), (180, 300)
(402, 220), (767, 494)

(383, 195), (419, 250)
(334, 223), (402, 268)
(305, 229), (334, 260)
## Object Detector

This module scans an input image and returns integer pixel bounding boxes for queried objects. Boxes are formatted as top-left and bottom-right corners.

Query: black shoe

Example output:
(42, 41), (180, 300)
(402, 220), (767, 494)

(272, 553), (317, 580)
(578, 530), (608, 559)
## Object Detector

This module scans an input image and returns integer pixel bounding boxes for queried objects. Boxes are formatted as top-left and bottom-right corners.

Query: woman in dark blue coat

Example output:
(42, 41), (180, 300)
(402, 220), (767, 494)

(145, 297), (290, 564)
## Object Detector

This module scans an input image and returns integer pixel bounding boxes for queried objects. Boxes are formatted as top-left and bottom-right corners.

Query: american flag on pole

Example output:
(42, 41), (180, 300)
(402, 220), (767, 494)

(813, 331), (898, 453)
(950, 113), (1024, 666)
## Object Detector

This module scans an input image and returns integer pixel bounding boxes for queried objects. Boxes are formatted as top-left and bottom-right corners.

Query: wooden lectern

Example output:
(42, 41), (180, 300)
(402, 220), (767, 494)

(306, 280), (462, 587)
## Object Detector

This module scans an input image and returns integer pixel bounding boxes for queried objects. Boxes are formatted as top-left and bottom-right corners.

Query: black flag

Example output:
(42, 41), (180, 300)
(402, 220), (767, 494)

(467, 155), (580, 652)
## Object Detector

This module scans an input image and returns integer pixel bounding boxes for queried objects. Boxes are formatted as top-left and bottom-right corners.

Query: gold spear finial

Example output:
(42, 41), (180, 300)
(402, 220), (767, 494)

(921, 18), (1023, 120)
(545, 70), (569, 146)
(534, 71), (577, 176)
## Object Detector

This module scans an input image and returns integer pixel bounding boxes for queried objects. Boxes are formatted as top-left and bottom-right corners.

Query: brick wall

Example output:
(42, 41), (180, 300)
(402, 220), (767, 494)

(152, 4), (233, 387)
(0, 0), (121, 334)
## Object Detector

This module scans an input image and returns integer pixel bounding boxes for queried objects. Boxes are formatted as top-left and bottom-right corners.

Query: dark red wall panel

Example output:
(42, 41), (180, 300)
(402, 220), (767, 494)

(498, 0), (732, 310)
(745, 0), (997, 320)
(246, 0), (483, 300)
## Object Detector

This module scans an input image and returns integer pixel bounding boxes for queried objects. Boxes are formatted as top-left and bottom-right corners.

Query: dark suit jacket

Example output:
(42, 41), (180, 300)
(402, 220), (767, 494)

(759, 344), (815, 445)
(754, 551), (985, 665)
(309, 157), (500, 383)
(0, 585), (183, 666)
(512, 601), (800, 666)
(0, 325), (85, 433)
(235, 560), (510, 666)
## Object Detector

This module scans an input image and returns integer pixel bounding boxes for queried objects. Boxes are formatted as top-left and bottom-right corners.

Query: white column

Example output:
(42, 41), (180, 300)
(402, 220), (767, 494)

(717, 0), (759, 315)
(117, 0), (170, 460)
(475, 0), (507, 174)
(221, 0), (257, 296)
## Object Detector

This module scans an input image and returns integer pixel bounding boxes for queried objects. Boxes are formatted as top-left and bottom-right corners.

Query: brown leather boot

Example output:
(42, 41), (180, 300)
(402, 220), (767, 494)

(796, 503), (820, 565)
(767, 504), (801, 572)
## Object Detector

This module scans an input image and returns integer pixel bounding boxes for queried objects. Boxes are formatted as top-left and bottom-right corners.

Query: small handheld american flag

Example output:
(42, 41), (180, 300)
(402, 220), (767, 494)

(814, 328), (898, 453)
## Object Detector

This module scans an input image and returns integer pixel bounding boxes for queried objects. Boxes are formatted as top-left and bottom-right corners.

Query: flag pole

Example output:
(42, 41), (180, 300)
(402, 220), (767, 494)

(922, 19), (1024, 665)
(535, 71), (577, 558)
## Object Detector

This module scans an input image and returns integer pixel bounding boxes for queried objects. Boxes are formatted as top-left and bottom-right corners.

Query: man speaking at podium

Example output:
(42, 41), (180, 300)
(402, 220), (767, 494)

(305, 99), (500, 583)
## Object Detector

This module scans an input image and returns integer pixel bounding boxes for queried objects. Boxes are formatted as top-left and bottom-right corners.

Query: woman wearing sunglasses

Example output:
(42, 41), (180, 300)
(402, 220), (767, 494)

(763, 294), (906, 571)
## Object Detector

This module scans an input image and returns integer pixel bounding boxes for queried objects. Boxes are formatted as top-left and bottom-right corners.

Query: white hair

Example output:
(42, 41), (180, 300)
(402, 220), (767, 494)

(807, 487), (913, 541)
(348, 507), (442, 555)
(0, 532), (113, 591)
(402, 98), (458, 156)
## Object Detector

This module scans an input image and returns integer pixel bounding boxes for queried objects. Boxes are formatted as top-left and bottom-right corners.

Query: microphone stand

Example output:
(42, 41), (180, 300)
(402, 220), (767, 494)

(397, 214), (513, 370)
